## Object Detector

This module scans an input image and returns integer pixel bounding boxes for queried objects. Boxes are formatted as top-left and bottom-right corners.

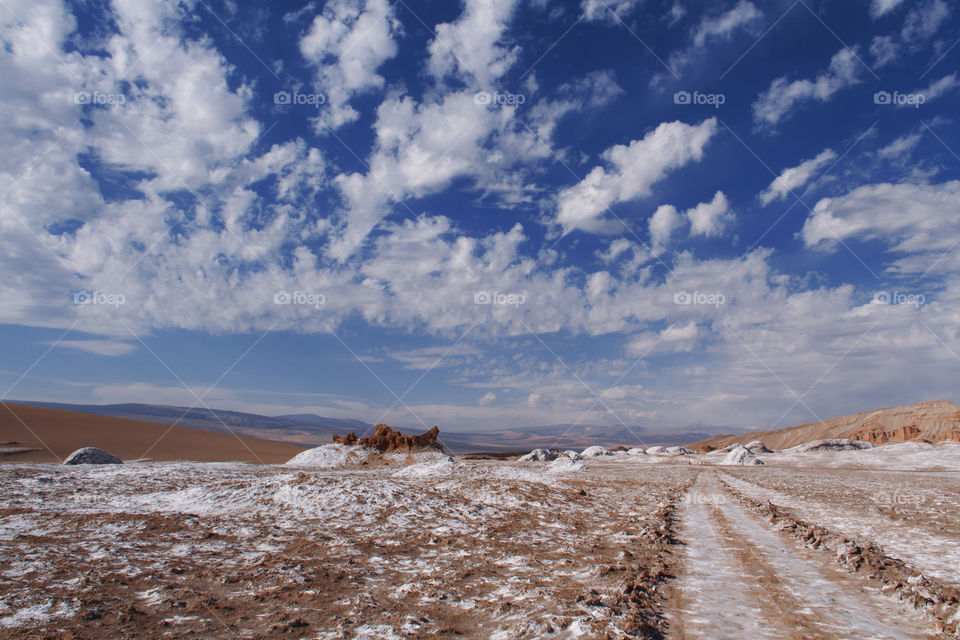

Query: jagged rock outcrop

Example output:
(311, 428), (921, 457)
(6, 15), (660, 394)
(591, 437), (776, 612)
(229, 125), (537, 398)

(333, 424), (443, 453)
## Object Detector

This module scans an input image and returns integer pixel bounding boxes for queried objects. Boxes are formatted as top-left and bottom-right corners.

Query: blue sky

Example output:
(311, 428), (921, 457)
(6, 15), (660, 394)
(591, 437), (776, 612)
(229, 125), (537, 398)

(1, 0), (958, 435)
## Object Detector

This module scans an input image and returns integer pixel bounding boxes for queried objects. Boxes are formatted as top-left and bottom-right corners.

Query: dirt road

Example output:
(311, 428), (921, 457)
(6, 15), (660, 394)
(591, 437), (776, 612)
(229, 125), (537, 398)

(671, 472), (939, 639)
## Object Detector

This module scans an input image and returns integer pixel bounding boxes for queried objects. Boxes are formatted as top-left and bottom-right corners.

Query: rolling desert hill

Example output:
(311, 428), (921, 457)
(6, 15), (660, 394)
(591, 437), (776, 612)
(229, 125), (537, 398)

(689, 399), (960, 451)
(0, 402), (307, 464)
(14, 400), (360, 447)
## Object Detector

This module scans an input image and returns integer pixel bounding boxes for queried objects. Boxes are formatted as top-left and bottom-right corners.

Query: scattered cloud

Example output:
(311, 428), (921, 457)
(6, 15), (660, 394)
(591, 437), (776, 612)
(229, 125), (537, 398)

(870, 0), (906, 19)
(753, 48), (862, 128)
(759, 148), (837, 205)
(692, 1), (761, 48)
(52, 340), (138, 357)
(555, 118), (717, 234)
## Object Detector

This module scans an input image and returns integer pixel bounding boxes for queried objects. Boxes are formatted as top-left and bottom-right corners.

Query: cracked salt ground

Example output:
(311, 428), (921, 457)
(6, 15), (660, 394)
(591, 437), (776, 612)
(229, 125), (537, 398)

(0, 459), (694, 638)
(672, 473), (938, 640)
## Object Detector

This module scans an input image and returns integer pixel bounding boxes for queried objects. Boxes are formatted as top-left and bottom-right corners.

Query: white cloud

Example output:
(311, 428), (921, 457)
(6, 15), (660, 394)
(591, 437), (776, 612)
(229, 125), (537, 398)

(582, 0), (644, 22)
(759, 148), (837, 205)
(692, 1), (761, 47)
(914, 73), (959, 103)
(752, 48), (862, 127)
(478, 391), (497, 406)
(870, 0), (906, 19)
(877, 133), (921, 160)
(649, 204), (683, 253)
(868, 35), (900, 68)
(627, 320), (702, 356)
(300, 0), (401, 129)
(686, 190), (732, 237)
(555, 118), (717, 234)
(428, 0), (519, 88)
(902, 0), (950, 42)
(52, 340), (137, 357)
(802, 181), (960, 272)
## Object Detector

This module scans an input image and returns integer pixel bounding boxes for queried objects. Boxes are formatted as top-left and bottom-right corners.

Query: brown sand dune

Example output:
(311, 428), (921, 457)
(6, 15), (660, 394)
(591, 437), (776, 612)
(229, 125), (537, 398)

(689, 399), (960, 452)
(0, 402), (306, 464)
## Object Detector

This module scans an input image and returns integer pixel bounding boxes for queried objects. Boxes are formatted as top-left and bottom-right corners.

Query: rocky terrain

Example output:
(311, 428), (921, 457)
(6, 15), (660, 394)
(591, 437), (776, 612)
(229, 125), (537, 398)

(691, 400), (960, 451)
(1, 439), (959, 639)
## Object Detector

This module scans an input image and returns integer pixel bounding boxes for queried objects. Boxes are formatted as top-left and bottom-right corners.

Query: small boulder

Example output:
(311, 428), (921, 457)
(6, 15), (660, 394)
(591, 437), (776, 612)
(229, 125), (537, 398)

(63, 447), (123, 465)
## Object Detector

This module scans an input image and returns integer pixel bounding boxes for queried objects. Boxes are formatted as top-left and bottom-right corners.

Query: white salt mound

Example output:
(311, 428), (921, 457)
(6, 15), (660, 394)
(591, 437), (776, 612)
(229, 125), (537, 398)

(745, 440), (772, 454)
(666, 446), (693, 455)
(284, 444), (374, 468)
(63, 447), (122, 465)
(518, 448), (557, 462)
(581, 446), (613, 458)
(645, 446), (667, 455)
(783, 438), (874, 454)
(545, 456), (587, 473)
(720, 445), (764, 466)
(627, 448), (647, 456)
(391, 454), (455, 478)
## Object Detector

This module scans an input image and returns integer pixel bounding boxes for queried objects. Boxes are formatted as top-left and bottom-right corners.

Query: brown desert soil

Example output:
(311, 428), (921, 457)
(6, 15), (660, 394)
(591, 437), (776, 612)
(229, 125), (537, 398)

(0, 402), (306, 464)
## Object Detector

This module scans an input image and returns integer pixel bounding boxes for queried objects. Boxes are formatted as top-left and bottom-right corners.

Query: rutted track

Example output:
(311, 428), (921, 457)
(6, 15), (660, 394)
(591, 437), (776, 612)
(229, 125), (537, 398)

(671, 473), (941, 640)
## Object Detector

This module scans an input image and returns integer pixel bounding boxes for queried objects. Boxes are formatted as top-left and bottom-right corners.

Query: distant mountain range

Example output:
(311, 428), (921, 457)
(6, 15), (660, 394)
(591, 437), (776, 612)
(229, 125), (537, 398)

(12, 400), (725, 452)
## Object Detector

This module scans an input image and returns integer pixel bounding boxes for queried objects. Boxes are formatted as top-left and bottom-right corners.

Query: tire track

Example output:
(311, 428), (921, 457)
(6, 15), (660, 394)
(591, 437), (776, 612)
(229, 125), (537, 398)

(671, 472), (939, 640)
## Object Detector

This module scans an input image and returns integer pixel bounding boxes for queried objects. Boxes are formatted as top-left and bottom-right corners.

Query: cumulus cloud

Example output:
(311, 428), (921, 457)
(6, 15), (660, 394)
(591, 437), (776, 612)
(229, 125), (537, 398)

(555, 118), (717, 234)
(759, 148), (837, 205)
(686, 190), (732, 237)
(478, 391), (497, 406)
(300, 0), (401, 130)
(428, 0), (519, 88)
(627, 320), (702, 356)
(752, 48), (862, 128)
(649, 204), (684, 254)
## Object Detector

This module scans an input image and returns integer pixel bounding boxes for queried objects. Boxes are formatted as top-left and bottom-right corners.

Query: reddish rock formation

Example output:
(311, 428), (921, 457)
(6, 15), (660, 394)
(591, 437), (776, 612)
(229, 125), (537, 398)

(333, 424), (443, 453)
(332, 432), (358, 445)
